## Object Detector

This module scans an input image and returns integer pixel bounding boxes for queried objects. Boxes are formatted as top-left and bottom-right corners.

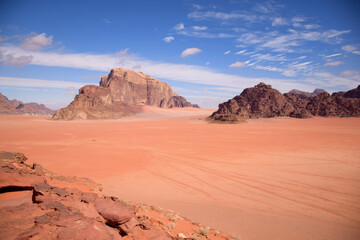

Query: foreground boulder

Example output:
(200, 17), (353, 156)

(53, 68), (198, 120)
(209, 83), (360, 122)
(0, 151), (233, 239)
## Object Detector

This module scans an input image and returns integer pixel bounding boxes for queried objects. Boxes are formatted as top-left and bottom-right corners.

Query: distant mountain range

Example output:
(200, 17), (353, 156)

(0, 93), (55, 115)
(210, 83), (360, 123)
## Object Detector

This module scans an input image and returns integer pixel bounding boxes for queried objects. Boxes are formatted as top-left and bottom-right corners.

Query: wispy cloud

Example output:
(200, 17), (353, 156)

(104, 19), (111, 24)
(229, 61), (246, 68)
(177, 30), (235, 39)
(181, 47), (202, 58)
(173, 23), (185, 31)
(272, 17), (288, 27)
(20, 33), (53, 51)
(235, 50), (247, 55)
(188, 11), (256, 22)
(192, 26), (207, 31)
(224, 50), (231, 55)
(0, 52), (33, 66)
(342, 44), (360, 55)
(0, 76), (91, 89)
(163, 36), (174, 43)
(324, 61), (344, 67)
(2, 44), (357, 92)
(325, 53), (342, 58)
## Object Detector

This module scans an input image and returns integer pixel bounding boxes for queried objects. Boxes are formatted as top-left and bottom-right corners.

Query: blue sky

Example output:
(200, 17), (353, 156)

(0, 0), (359, 109)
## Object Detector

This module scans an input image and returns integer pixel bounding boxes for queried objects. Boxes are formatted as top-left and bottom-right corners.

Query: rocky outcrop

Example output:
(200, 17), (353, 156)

(209, 83), (360, 122)
(53, 68), (198, 120)
(0, 151), (232, 240)
(287, 88), (326, 99)
(0, 93), (54, 115)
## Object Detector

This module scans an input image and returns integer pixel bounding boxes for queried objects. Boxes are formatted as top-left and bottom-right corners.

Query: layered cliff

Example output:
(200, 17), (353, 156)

(209, 83), (360, 123)
(53, 68), (198, 120)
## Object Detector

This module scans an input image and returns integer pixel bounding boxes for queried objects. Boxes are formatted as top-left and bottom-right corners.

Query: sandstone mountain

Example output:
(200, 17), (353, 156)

(53, 68), (198, 120)
(0, 93), (55, 115)
(209, 83), (360, 122)
(0, 151), (232, 240)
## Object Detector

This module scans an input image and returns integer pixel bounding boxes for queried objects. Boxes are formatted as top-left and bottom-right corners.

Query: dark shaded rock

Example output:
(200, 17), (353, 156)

(210, 83), (360, 122)
(343, 85), (360, 98)
(210, 83), (301, 121)
(307, 92), (360, 117)
(53, 68), (198, 120)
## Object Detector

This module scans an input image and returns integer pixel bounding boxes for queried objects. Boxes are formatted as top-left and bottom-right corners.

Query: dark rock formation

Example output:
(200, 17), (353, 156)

(0, 151), (232, 240)
(287, 88), (326, 99)
(0, 93), (54, 115)
(210, 83), (360, 122)
(53, 68), (198, 120)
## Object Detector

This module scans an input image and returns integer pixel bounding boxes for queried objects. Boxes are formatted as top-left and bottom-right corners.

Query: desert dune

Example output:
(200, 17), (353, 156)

(0, 107), (359, 240)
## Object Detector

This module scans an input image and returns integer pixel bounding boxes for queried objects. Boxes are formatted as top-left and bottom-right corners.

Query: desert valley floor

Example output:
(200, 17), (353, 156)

(0, 107), (359, 240)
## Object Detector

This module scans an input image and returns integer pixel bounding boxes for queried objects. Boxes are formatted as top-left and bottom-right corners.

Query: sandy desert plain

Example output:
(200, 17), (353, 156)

(0, 106), (360, 240)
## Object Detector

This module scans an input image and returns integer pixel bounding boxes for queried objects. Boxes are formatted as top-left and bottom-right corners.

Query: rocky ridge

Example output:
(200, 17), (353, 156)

(209, 83), (360, 123)
(0, 93), (55, 115)
(0, 151), (232, 240)
(53, 68), (198, 120)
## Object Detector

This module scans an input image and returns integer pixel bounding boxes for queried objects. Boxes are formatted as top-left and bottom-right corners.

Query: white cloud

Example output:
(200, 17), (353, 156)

(229, 61), (246, 68)
(325, 53), (342, 58)
(0, 52), (33, 66)
(177, 30), (234, 39)
(261, 29), (350, 52)
(192, 26), (207, 31)
(324, 61), (344, 67)
(298, 56), (307, 59)
(115, 48), (129, 56)
(104, 19), (111, 24)
(20, 33), (53, 51)
(342, 45), (360, 55)
(0, 76), (91, 89)
(235, 50), (246, 55)
(341, 70), (359, 77)
(188, 11), (256, 22)
(181, 47), (202, 58)
(272, 17), (288, 27)
(250, 53), (287, 61)
(206, 61), (210, 65)
(224, 50), (231, 55)
(237, 33), (263, 45)
(282, 69), (296, 77)
(192, 4), (202, 10)
(304, 24), (320, 30)
(0, 44), (347, 92)
(163, 36), (174, 43)
(173, 23), (185, 31)
(253, 65), (282, 72)
(292, 17), (306, 23)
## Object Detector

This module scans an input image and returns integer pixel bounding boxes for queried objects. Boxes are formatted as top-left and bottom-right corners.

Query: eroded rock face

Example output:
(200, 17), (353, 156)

(0, 151), (233, 240)
(209, 83), (360, 122)
(53, 68), (198, 120)
(0, 93), (55, 115)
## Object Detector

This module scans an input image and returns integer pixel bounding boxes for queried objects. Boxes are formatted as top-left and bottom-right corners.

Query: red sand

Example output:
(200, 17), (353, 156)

(1, 108), (359, 240)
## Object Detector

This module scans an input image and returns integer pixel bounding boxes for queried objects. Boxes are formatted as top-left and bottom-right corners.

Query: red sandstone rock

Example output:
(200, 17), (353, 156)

(95, 197), (135, 226)
(53, 68), (198, 120)
(0, 152), (233, 240)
